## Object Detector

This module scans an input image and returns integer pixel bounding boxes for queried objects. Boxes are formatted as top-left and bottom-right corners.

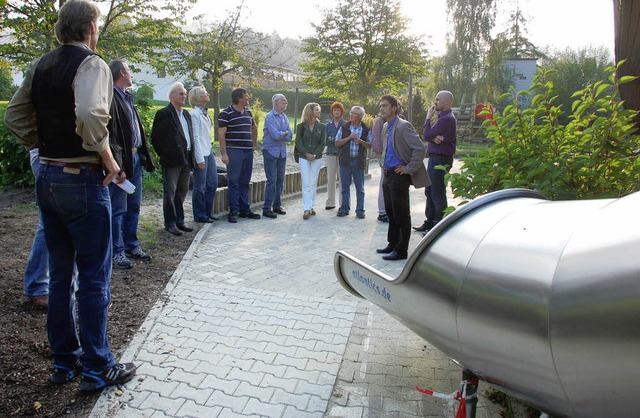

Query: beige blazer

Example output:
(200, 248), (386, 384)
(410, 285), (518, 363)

(383, 118), (430, 189)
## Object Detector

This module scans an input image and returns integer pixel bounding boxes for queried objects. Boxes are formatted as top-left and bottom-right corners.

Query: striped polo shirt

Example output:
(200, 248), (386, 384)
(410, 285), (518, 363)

(218, 104), (255, 150)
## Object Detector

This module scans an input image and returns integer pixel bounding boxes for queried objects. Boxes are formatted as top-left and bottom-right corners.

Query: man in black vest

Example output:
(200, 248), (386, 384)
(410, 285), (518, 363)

(107, 59), (155, 267)
(4, 0), (136, 390)
(151, 82), (196, 236)
(335, 106), (371, 219)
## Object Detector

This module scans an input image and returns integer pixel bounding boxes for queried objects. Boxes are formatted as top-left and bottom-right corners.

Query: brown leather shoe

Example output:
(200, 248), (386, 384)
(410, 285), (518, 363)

(413, 222), (431, 232)
(165, 225), (183, 236)
(176, 224), (194, 232)
(28, 295), (48, 308)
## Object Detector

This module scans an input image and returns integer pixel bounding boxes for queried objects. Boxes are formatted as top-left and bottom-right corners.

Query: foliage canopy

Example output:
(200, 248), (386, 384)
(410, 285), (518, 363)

(0, 0), (195, 70)
(440, 0), (496, 101)
(449, 64), (640, 202)
(301, 0), (428, 109)
(170, 3), (279, 138)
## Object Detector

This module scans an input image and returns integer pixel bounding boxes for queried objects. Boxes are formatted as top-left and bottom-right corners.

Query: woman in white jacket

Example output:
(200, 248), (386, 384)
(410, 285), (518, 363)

(188, 85), (219, 223)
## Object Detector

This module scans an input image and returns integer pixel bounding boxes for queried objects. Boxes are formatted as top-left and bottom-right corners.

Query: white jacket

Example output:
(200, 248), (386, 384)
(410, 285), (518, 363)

(192, 106), (213, 164)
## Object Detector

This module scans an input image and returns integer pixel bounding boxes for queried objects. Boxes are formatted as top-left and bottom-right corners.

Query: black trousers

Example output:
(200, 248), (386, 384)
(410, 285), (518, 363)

(382, 170), (412, 253)
(162, 165), (190, 228)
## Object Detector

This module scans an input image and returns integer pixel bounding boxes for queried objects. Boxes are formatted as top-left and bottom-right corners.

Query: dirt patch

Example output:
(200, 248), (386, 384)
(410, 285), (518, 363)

(0, 150), (299, 417)
(0, 187), (199, 417)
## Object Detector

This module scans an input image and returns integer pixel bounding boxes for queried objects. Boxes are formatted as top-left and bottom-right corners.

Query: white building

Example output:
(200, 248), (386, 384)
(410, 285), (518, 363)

(503, 58), (538, 108)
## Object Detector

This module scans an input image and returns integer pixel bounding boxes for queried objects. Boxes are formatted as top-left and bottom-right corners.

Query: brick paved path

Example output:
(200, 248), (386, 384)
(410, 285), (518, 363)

(91, 162), (501, 418)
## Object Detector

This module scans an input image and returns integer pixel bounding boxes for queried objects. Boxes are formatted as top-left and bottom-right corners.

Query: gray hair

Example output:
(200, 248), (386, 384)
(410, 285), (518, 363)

(350, 106), (365, 117)
(108, 59), (126, 82)
(188, 85), (208, 107)
(167, 82), (185, 101)
(272, 93), (286, 108)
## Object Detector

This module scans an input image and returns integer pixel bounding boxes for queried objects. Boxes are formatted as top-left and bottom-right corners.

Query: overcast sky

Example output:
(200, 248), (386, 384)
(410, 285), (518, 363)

(191, 0), (615, 56)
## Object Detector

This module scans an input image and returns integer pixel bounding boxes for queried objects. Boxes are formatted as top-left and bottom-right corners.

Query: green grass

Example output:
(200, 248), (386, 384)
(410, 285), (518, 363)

(14, 202), (37, 212)
(455, 142), (489, 159)
(137, 213), (161, 247)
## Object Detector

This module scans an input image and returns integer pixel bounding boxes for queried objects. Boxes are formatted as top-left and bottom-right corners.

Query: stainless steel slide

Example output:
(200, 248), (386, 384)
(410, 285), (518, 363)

(334, 189), (640, 417)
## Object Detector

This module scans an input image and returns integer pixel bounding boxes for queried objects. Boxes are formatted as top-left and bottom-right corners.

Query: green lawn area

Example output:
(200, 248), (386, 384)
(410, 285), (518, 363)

(455, 142), (489, 159)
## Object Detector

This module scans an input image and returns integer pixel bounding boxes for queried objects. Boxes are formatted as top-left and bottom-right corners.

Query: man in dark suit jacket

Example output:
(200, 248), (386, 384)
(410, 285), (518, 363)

(376, 95), (429, 261)
(107, 59), (155, 267)
(151, 82), (196, 236)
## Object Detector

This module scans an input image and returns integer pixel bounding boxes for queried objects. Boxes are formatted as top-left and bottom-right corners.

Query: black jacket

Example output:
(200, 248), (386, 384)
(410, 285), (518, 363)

(108, 89), (155, 176)
(150, 103), (196, 168)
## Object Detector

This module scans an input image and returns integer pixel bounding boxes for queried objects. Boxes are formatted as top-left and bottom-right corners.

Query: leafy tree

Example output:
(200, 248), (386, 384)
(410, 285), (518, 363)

(0, 0), (194, 69)
(98, 0), (195, 68)
(171, 2), (281, 139)
(541, 46), (613, 124)
(301, 0), (428, 109)
(474, 33), (512, 104)
(0, 0), (59, 66)
(0, 58), (15, 100)
(449, 65), (640, 202)
(410, 89), (429, 130)
(443, 0), (496, 101)
(0, 103), (31, 188)
(499, 5), (542, 60)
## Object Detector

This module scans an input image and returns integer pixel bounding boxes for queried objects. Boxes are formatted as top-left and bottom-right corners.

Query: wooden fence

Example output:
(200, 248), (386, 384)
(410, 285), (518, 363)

(213, 164), (371, 214)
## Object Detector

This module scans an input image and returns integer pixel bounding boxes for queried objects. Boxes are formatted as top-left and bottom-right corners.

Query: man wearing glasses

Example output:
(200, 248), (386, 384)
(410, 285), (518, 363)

(335, 106), (371, 219)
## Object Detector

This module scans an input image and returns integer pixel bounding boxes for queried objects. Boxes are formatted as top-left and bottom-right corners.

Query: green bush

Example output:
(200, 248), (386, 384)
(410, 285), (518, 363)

(449, 63), (640, 203)
(0, 60), (17, 101)
(0, 102), (32, 188)
(0, 88), (164, 192)
(133, 87), (164, 198)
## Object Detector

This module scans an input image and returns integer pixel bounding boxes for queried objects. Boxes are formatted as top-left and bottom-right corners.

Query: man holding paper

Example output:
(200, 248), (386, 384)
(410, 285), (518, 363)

(107, 59), (155, 268)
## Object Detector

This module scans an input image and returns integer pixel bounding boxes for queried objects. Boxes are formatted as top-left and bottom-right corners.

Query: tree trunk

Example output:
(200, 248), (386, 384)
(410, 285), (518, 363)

(210, 84), (221, 142)
(613, 0), (640, 126)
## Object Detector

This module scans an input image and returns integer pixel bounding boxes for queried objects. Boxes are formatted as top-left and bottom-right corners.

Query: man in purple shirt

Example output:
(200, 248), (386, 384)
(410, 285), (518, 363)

(416, 90), (456, 232)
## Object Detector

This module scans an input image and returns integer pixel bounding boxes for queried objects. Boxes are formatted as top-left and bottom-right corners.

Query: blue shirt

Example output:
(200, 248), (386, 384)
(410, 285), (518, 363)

(262, 108), (292, 158)
(114, 85), (141, 148)
(218, 104), (256, 150)
(384, 116), (404, 169)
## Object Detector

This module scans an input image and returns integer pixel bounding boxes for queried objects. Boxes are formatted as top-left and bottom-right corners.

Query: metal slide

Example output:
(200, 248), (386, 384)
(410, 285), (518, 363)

(334, 189), (640, 418)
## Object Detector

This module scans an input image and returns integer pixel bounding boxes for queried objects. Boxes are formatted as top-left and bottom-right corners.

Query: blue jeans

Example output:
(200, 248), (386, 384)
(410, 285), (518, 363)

(36, 164), (115, 372)
(262, 150), (286, 212)
(123, 152), (144, 252)
(108, 182), (127, 256)
(192, 153), (218, 221)
(227, 148), (253, 214)
(425, 154), (453, 227)
(109, 152), (145, 254)
(339, 158), (365, 214)
(24, 156), (49, 297)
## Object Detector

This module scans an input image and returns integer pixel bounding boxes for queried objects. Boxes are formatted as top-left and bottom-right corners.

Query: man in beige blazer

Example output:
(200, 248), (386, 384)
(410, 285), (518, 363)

(375, 95), (430, 260)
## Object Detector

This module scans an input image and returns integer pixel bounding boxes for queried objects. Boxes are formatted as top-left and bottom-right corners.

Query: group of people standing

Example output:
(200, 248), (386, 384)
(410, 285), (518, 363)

(241, 91), (456, 265)
(3, 0), (456, 397)
(113, 80), (457, 245)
